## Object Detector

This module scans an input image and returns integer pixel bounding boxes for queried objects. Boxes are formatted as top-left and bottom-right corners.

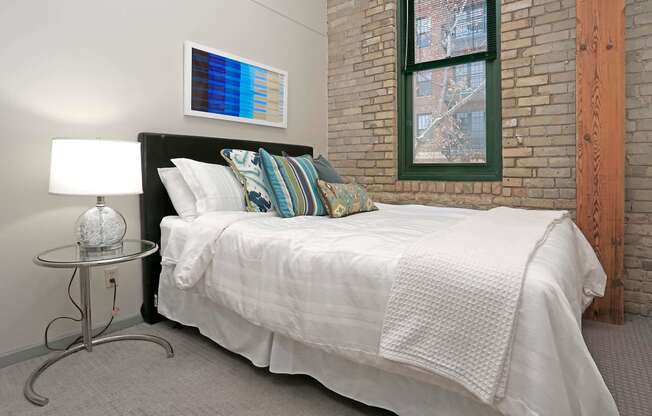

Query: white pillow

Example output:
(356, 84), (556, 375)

(171, 158), (245, 213)
(158, 168), (198, 220)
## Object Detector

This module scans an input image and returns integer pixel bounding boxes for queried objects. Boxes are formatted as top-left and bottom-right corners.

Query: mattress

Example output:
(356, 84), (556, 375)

(157, 205), (618, 416)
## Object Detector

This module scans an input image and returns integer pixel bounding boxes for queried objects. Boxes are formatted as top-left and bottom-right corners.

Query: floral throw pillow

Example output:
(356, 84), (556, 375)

(220, 149), (273, 212)
(316, 180), (378, 218)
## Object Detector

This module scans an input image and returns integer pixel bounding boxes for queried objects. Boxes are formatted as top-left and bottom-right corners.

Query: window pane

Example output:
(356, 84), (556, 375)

(416, 17), (432, 48)
(413, 0), (487, 64)
(416, 71), (433, 96)
(412, 62), (487, 164)
(417, 113), (433, 136)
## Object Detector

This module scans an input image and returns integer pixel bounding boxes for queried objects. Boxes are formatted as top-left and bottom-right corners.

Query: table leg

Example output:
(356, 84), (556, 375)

(79, 266), (93, 352)
(24, 265), (174, 406)
(24, 334), (174, 406)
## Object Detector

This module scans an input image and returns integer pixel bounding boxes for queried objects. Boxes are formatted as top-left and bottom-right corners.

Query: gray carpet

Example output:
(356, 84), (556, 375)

(583, 315), (652, 416)
(0, 317), (650, 416)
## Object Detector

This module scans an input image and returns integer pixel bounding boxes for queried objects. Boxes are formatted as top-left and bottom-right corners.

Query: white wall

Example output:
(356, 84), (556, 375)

(0, 0), (327, 356)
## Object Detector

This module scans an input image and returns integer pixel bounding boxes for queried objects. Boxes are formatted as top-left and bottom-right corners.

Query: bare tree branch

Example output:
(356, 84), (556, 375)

(416, 80), (485, 142)
(435, 0), (469, 116)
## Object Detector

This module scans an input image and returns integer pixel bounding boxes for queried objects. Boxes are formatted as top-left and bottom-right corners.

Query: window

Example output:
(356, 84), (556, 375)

(451, 111), (486, 160)
(453, 61), (485, 96)
(453, 2), (487, 54)
(416, 71), (432, 96)
(453, 2), (487, 39)
(416, 17), (431, 48)
(417, 113), (432, 136)
(399, 0), (501, 181)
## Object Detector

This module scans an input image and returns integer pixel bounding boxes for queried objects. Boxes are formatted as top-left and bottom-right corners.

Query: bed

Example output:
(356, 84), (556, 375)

(139, 133), (619, 416)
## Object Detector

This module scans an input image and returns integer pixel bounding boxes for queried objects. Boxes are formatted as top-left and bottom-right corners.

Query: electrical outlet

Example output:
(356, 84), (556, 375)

(104, 267), (119, 288)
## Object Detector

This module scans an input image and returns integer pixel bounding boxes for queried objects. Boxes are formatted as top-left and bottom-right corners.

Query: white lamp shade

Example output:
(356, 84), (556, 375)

(49, 138), (143, 196)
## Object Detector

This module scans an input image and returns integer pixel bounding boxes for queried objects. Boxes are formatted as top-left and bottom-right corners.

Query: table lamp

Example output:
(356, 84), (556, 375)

(49, 138), (143, 251)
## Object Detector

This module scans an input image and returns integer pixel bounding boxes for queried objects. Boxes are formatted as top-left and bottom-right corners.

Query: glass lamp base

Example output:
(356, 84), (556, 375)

(78, 241), (124, 253)
(75, 197), (126, 251)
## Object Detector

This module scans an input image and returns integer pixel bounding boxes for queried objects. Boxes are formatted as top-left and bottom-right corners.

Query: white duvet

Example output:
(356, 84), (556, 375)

(381, 207), (569, 404)
(171, 203), (618, 416)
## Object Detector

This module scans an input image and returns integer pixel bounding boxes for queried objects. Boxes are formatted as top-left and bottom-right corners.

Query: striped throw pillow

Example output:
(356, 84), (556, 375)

(259, 149), (326, 218)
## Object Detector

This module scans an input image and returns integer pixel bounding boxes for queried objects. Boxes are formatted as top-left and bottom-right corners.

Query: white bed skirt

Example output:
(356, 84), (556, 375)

(158, 264), (500, 416)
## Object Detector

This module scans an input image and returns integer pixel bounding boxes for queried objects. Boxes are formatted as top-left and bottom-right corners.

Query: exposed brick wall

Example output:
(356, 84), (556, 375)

(328, 0), (576, 208)
(327, 0), (651, 315)
(624, 0), (652, 316)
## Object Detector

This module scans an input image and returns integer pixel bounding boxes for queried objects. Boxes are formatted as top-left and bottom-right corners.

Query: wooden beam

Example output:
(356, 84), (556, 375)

(576, 0), (625, 324)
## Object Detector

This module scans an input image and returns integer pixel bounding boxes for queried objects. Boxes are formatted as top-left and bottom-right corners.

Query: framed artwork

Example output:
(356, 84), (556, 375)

(184, 41), (288, 128)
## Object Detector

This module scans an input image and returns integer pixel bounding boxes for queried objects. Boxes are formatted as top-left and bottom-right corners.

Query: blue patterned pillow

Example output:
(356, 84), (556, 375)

(221, 149), (273, 212)
(259, 149), (326, 218)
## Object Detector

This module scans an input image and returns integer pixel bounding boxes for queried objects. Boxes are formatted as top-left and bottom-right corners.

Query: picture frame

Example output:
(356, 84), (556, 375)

(184, 41), (288, 128)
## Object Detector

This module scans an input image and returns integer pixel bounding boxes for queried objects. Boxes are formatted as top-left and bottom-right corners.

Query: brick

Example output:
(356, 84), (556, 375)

(503, 147), (533, 157)
(516, 74), (549, 86)
(518, 96), (550, 106)
(537, 168), (571, 177)
(502, 18), (532, 32)
(504, 167), (533, 177)
(517, 157), (549, 167)
(503, 37), (533, 50)
(503, 0), (533, 13)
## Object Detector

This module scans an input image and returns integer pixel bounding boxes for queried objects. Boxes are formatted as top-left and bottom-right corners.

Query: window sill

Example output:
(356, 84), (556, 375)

(398, 165), (502, 182)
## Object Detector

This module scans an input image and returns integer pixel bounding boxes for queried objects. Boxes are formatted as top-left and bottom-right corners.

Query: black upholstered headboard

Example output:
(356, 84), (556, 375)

(138, 132), (313, 323)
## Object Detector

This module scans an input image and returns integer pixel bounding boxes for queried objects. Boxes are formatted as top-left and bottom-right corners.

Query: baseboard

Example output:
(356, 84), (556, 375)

(0, 314), (143, 369)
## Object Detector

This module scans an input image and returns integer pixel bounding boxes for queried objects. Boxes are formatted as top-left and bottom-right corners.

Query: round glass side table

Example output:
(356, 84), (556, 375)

(25, 239), (173, 406)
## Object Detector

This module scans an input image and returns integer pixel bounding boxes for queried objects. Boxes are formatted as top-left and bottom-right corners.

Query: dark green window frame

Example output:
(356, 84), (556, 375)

(398, 0), (502, 181)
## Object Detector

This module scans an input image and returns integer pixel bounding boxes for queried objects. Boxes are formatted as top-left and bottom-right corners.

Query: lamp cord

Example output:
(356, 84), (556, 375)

(44, 268), (118, 351)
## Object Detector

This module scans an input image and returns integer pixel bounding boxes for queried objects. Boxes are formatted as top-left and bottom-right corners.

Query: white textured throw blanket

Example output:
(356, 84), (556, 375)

(379, 207), (569, 404)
